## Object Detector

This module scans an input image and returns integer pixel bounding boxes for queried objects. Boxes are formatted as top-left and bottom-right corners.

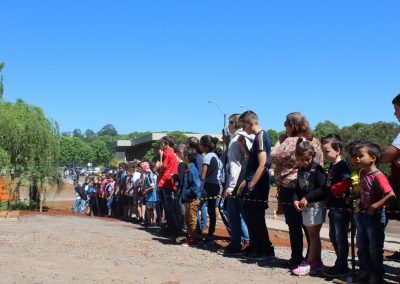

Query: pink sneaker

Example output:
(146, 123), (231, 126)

(292, 260), (311, 276)
(181, 239), (198, 248)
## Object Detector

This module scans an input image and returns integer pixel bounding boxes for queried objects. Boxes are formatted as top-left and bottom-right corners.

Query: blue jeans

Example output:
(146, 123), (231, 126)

(107, 196), (114, 212)
(72, 198), (84, 213)
(328, 209), (350, 269)
(156, 191), (163, 223)
(218, 197), (231, 235)
(197, 202), (207, 231)
(279, 186), (310, 262)
(227, 197), (249, 250)
(355, 211), (386, 279)
(160, 188), (178, 234)
(198, 182), (219, 237)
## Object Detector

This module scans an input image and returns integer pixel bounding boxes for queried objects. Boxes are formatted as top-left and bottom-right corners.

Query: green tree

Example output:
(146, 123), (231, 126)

(313, 120), (340, 140)
(61, 131), (71, 137)
(0, 147), (11, 170)
(60, 136), (96, 167)
(72, 128), (83, 138)
(267, 129), (279, 145)
(0, 99), (60, 210)
(339, 122), (399, 148)
(96, 135), (115, 149)
(143, 131), (188, 162)
(85, 129), (96, 140)
(128, 131), (151, 139)
(0, 62), (4, 100)
(98, 124), (118, 137)
(90, 137), (111, 165)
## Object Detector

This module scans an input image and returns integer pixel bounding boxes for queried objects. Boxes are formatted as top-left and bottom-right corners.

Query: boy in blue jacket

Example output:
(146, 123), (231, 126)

(180, 147), (202, 247)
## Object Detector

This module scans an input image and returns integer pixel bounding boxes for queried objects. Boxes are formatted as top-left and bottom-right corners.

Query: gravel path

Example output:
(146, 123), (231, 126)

(0, 215), (399, 284)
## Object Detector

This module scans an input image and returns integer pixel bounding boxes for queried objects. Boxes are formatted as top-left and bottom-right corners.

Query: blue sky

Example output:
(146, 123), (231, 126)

(1, 0), (399, 135)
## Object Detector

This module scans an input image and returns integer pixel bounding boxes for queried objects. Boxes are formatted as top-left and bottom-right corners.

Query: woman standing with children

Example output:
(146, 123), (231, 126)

(271, 112), (323, 268)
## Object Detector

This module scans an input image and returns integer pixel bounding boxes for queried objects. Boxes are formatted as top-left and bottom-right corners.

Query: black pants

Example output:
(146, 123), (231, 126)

(243, 201), (273, 255)
(279, 186), (310, 262)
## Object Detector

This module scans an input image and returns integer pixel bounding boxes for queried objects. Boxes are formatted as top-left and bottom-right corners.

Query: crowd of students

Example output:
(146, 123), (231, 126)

(72, 96), (400, 284)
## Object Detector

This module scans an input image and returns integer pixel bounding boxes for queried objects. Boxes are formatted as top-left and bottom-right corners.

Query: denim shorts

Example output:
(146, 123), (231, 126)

(302, 201), (326, 226)
(146, 201), (157, 210)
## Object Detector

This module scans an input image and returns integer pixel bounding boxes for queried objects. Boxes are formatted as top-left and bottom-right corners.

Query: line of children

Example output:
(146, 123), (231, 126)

(70, 107), (398, 283)
(289, 134), (396, 283)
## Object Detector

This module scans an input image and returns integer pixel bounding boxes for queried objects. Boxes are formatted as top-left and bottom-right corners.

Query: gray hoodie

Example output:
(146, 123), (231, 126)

(225, 129), (254, 193)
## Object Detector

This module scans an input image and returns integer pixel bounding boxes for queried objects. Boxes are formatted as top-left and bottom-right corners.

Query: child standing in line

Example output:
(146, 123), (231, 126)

(292, 138), (326, 276)
(106, 175), (116, 217)
(199, 135), (221, 242)
(181, 147), (202, 247)
(354, 141), (395, 284)
(321, 134), (352, 277)
(345, 140), (364, 213)
(139, 161), (158, 225)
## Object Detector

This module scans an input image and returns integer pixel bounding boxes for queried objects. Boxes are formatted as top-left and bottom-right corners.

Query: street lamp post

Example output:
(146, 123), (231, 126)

(208, 100), (226, 129)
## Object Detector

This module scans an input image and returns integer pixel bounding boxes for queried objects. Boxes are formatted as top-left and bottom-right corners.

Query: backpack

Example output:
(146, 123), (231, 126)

(74, 185), (87, 200)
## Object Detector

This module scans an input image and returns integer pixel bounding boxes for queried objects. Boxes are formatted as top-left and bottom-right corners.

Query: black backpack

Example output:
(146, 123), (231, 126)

(75, 185), (88, 200)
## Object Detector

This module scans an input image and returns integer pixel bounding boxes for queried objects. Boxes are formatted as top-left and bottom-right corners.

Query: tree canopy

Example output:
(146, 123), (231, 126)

(98, 124), (118, 137)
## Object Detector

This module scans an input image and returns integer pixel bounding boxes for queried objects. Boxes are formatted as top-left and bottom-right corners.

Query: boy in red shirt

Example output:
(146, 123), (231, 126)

(354, 141), (395, 284)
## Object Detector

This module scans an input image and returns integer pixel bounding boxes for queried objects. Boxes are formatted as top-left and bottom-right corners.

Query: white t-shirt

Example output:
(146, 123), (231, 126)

(392, 133), (400, 149)
(129, 171), (142, 197)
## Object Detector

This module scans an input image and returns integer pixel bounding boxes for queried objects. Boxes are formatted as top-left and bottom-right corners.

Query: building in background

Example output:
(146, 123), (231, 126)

(112, 132), (222, 162)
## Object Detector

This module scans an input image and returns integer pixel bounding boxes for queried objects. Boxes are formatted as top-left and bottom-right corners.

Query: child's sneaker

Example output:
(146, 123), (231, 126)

(292, 260), (311, 276)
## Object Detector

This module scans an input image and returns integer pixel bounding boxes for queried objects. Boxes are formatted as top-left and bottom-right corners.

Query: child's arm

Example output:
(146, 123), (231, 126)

(368, 190), (396, 215)
(200, 164), (208, 181)
(303, 166), (326, 204)
(331, 179), (353, 197)
(143, 185), (154, 195)
(292, 186), (302, 212)
(368, 174), (396, 215)
(238, 136), (250, 159)
(159, 149), (164, 168)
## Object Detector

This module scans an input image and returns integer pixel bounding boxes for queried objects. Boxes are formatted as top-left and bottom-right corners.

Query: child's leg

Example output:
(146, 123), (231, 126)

(306, 224), (322, 263)
(328, 209), (350, 269)
(152, 208), (157, 224)
(142, 205), (147, 221)
(146, 208), (154, 223)
(355, 213), (369, 272)
(107, 197), (114, 216)
(187, 200), (200, 242)
(137, 199), (143, 219)
(365, 212), (386, 281)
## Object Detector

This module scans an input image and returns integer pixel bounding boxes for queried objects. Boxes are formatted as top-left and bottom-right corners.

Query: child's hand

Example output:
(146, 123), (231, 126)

(299, 197), (308, 209)
(293, 201), (302, 212)
(394, 156), (400, 167)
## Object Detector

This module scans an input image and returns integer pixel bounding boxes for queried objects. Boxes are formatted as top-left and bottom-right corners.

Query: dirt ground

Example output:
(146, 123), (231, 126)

(19, 182), (334, 251)
(1, 182), (399, 283)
